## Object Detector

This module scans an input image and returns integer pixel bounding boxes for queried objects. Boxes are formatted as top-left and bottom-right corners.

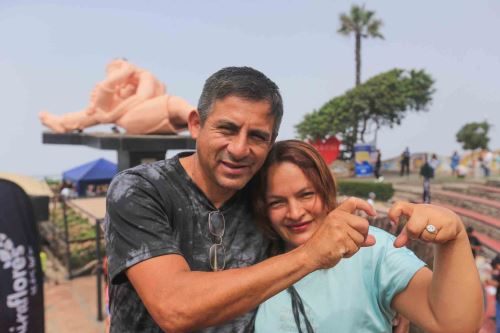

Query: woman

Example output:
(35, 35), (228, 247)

(252, 140), (483, 333)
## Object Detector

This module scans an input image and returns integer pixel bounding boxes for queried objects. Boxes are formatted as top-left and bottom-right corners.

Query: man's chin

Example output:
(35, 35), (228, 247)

(218, 177), (251, 191)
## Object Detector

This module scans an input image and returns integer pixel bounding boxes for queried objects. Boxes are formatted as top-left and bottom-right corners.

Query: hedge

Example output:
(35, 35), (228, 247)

(337, 180), (394, 201)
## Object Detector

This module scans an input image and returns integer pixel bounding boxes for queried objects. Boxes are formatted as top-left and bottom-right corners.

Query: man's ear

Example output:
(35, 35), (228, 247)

(187, 110), (201, 139)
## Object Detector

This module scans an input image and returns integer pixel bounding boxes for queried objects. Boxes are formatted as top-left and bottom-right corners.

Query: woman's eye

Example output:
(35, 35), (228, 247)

(268, 201), (284, 208)
(301, 192), (315, 199)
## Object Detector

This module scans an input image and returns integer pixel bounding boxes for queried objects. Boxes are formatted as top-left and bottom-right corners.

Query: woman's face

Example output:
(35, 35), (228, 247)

(266, 162), (326, 251)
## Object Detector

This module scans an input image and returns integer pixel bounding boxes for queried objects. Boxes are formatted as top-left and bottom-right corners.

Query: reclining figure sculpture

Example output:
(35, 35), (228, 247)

(39, 59), (194, 134)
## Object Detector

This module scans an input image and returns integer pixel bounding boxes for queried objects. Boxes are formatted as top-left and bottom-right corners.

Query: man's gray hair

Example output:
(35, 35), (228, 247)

(197, 66), (283, 141)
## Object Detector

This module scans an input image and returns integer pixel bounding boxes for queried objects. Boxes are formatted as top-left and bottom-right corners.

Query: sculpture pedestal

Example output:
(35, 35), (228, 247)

(42, 132), (195, 171)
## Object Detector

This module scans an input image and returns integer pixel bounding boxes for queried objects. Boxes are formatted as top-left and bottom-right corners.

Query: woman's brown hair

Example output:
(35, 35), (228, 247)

(251, 140), (338, 255)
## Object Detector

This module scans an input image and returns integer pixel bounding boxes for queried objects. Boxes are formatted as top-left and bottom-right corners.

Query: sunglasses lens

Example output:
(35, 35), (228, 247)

(209, 243), (226, 271)
(209, 212), (225, 238)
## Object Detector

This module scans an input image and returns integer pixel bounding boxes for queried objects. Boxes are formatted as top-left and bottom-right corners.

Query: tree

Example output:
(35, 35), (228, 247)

(338, 4), (384, 87)
(337, 4), (384, 152)
(295, 69), (435, 155)
(456, 121), (491, 150)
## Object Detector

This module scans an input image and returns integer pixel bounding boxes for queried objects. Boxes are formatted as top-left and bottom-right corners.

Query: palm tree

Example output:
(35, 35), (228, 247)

(338, 4), (384, 86)
(338, 4), (383, 154)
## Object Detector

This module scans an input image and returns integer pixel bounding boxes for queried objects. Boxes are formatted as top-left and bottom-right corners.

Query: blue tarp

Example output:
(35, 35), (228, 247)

(62, 158), (117, 196)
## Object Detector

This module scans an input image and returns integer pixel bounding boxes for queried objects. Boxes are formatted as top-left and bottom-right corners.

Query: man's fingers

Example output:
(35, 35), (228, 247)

(362, 234), (376, 247)
(341, 212), (371, 236)
(345, 225), (366, 246)
(341, 238), (362, 259)
(346, 223), (374, 246)
(337, 197), (377, 217)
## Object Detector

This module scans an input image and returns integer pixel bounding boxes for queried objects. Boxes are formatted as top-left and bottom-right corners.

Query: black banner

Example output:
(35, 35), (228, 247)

(0, 179), (45, 333)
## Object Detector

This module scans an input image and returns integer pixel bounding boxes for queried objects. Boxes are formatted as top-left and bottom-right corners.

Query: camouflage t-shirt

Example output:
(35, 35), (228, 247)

(104, 152), (268, 332)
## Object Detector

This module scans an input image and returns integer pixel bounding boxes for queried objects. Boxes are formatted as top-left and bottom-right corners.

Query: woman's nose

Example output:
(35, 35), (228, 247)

(286, 200), (305, 221)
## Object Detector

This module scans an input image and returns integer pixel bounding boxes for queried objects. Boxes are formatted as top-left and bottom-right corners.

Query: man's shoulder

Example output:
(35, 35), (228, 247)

(107, 157), (185, 204)
(112, 155), (185, 185)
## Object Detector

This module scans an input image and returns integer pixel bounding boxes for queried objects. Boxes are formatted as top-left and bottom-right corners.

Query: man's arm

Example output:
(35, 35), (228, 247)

(126, 197), (376, 332)
(127, 249), (310, 332)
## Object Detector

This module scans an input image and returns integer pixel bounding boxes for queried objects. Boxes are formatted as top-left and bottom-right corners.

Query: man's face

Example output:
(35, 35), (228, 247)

(189, 95), (275, 197)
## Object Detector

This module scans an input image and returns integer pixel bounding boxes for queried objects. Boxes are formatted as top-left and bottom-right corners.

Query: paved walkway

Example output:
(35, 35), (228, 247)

(44, 275), (106, 333)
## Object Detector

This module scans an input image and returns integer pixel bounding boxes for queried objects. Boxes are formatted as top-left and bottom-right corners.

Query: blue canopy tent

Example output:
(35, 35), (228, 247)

(62, 158), (117, 196)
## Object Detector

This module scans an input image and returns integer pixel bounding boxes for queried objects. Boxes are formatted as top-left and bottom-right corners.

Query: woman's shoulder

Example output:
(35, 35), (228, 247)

(369, 226), (397, 244)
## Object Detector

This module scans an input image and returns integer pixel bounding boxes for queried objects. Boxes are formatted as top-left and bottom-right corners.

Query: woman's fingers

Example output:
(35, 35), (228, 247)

(395, 211), (432, 247)
(389, 202), (464, 247)
(393, 227), (408, 248)
(388, 201), (414, 226)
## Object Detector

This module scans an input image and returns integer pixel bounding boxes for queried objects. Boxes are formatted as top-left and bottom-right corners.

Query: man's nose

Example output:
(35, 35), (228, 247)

(227, 134), (250, 160)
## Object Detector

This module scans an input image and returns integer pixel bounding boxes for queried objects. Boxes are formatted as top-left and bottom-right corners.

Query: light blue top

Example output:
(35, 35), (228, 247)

(255, 227), (426, 333)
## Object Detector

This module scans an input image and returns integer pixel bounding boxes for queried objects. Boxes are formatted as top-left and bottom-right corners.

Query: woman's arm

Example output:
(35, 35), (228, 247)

(389, 203), (483, 333)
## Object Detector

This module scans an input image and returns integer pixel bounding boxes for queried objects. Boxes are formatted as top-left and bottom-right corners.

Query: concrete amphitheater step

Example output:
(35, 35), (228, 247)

(486, 178), (500, 188)
(474, 232), (500, 256)
(442, 183), (500, 201)
(434, 202), (500, 241)
(431, 188), (500, 217)
(391, 192), (500, 257)
(393, 184), (500, 217)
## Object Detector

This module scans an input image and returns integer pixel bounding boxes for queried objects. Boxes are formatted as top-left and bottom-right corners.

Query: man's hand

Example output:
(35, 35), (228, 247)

(301, 197), (376, 270)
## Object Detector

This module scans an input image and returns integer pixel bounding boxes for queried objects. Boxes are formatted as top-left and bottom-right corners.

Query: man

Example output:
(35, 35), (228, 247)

(105, 66), (375, 332)
(482, 149), (493, 177)
(420, 154), (434, 203)
(400, 147), (410, 177)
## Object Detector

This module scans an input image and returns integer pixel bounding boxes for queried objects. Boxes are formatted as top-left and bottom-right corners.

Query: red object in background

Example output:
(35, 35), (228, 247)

(309, 136), (341, 164)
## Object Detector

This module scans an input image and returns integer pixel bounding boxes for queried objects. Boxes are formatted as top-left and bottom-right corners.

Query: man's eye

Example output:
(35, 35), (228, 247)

(219, 127), (235, 134)
(252, 134), (267, 141)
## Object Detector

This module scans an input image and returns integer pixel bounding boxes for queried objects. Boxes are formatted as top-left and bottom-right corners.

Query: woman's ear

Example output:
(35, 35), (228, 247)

(187, 110), (201, 139)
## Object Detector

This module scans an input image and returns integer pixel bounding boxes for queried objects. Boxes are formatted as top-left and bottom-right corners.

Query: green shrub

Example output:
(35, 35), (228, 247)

(337, 180), (394, 201)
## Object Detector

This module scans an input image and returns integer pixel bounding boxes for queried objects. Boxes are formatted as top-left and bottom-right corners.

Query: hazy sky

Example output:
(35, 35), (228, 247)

(1, 0), (499, 177)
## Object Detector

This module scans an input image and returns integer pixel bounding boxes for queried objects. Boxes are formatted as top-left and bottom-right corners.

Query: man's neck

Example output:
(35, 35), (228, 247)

(179, 154), (235, 209)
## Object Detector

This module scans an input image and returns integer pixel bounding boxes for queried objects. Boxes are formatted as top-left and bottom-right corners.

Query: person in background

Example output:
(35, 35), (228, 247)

(466, 226), (482, 258)
(400, 147), (410, 177)
(487, 255), (500, 333)
(374, 149), (382, 180)
(367, 192), (376, 207)
(419, 154), (434, 203)
(451, 151), (460, 176)
(429, 153), (439, 172)
(482, 149), (493, 177)
(251, 140), (483, 333)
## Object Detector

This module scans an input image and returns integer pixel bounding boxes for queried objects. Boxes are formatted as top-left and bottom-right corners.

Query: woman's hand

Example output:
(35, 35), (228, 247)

(388, 202), (465, 248)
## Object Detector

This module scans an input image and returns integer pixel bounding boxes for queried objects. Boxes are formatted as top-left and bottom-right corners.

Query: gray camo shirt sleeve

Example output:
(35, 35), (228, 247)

(104, 171), (181, 283)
